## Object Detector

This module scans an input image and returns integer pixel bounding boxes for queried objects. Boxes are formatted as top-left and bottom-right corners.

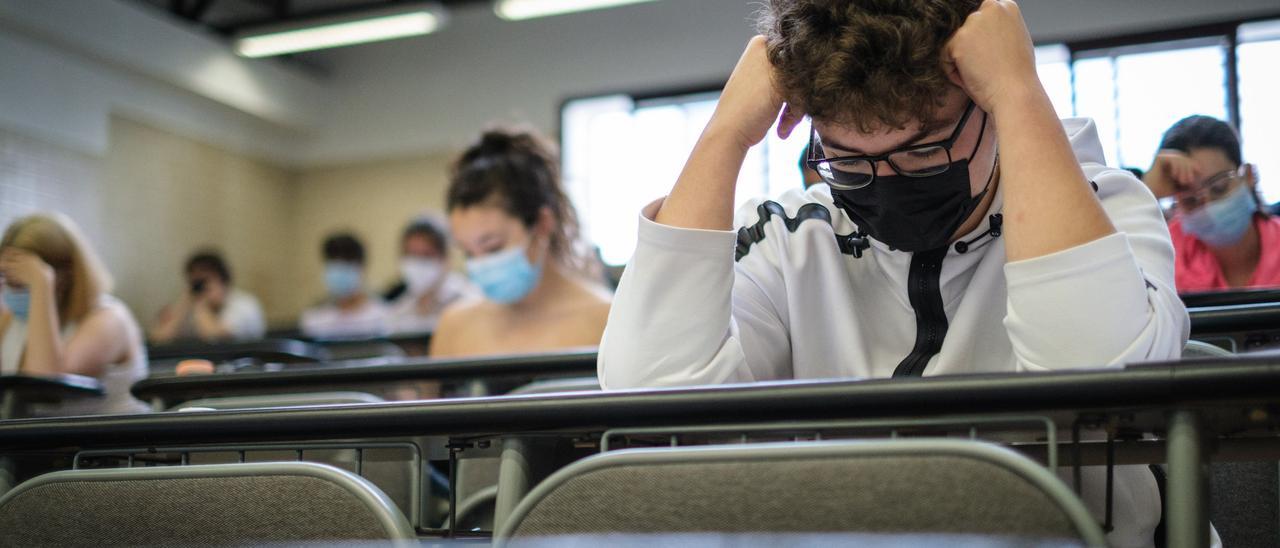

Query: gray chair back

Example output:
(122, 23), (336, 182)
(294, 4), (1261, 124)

(1183, 339), (1234, 359)
(0, 462), (415, 546)
(171, 391), (384, 411)
(507, 377), (601, 396)
(497, 439), (1105, 546)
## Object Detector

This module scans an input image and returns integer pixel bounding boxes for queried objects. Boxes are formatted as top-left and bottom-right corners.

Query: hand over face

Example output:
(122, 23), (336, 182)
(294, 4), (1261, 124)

(0, 248), (54, 289)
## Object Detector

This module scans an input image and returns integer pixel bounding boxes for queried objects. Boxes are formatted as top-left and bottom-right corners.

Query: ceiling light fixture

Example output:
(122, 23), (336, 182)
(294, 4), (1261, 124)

(494, 0), (659, 21)
(235, 3), (446, 58)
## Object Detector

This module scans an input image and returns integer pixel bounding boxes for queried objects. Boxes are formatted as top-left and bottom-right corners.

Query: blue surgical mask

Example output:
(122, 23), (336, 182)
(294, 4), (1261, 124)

(4, 287), (30, 321)
(324, 262), (363, 299)
(1181, 184), (1257, 248)
(467, 244), (543, 305)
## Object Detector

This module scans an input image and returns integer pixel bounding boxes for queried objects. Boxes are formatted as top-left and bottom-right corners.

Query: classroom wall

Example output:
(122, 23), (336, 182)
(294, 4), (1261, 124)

(0, 118), (303, 328)
(102, 117), (301, 327)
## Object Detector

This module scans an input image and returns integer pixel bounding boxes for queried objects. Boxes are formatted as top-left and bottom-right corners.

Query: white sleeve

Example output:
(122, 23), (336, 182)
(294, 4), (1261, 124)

(220, 291), (267, 340)
(598, 199), (792, 389)
(1003, 169), (1189, 370)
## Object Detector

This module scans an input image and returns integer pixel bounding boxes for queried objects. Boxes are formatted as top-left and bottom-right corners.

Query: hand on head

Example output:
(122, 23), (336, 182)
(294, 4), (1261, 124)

(0, 248), (54, 289)
(943, 0), (1039, 117)
(711, 35), (805, 151)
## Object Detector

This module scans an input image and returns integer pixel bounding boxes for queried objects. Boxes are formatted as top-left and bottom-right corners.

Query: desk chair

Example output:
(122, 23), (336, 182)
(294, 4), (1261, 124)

(0, 462), (415, 546)
(1183, 339), (1234, 359)
(496, 440), (1106, 546)
(446, 377), (602, 531)
(506, 377), (601, 396)
(171, 391), (385, 411)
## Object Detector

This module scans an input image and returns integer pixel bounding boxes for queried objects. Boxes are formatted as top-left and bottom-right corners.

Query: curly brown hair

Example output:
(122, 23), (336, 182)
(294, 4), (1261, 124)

(759, 0), (981, 133)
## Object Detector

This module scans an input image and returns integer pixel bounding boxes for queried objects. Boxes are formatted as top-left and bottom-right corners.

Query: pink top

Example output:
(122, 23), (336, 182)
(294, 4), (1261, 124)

(1169, 215), (1280, 292)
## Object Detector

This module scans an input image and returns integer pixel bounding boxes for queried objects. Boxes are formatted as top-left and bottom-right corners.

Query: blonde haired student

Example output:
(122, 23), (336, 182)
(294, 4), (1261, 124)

(0, 213), (148, 415)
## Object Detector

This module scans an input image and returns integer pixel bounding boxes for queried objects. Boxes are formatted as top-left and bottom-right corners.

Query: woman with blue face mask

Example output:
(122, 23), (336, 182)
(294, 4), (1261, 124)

(428, 128), (611, 358)
(298, 232), (390, 339)
(1143, 116), (1279, 292)
(0, 213), (149, 416)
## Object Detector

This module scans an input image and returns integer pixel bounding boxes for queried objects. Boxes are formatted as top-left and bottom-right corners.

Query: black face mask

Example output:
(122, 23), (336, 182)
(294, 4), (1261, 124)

(831, 159), (993, 253)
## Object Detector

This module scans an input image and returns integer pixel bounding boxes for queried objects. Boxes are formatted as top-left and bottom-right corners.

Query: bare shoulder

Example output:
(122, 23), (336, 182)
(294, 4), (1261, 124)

(565, 279), (612, 328)
(431, 295), (494, 357)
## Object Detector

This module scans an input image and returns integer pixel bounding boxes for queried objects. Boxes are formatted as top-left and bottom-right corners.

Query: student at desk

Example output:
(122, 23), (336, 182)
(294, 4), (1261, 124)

(300, 233), (389, 339)
(0, 213), (148, 415)
(599, 1), (1189, 546)
(430, 128), (611, 357)
(383, 216), (475, 334)
(1141, 115), (1280, 292)
(149, 250), (266, 344)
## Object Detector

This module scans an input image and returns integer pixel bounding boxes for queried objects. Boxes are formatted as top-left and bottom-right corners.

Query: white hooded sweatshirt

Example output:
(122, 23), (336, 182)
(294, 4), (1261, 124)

(598, 118), (1191, 548)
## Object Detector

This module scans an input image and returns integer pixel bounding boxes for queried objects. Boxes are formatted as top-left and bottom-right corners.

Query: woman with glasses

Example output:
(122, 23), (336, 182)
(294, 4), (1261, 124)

(599, 1), (1187, 545)
(1143, 115), (1276, 292)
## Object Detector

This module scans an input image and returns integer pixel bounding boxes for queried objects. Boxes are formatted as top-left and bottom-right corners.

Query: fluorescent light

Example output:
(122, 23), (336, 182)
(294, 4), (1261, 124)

(235, 4), (445, 58)
(495, 0), (659, 21)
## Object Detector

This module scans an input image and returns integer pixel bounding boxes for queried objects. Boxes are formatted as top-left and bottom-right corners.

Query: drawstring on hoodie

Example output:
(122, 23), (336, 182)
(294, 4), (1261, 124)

(838, 231), (872, 258)
(953, 214), (1004, 254)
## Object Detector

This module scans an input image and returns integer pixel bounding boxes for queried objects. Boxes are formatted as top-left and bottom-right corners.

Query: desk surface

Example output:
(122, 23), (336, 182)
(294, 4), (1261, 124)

(131, 349), (599, 404)
(147, 338), (331, 364)
(6, 356), (1280, 450)
(0, 374), (104, 397)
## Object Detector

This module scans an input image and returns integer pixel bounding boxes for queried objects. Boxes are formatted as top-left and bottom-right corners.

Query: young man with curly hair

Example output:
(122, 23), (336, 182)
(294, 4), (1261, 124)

(599, 1), (1191, 545)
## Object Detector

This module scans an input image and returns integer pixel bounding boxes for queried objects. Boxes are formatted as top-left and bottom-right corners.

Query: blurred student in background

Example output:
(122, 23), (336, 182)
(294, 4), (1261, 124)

(149, 250), (266, 343)
(300, 232), (389, 339)
(429, 128), (611, 357)
(383, 215), (475, 334)
(1143, 115), (1279, 291)
(0, 213), (148, 415)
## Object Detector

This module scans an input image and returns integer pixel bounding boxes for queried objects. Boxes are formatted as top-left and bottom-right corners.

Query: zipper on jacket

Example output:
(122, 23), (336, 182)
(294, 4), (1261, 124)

(893, 246), (950, 377)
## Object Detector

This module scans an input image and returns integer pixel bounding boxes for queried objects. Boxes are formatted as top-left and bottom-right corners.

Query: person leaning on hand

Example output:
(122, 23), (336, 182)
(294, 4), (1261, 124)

(598, 2), (1190, 546)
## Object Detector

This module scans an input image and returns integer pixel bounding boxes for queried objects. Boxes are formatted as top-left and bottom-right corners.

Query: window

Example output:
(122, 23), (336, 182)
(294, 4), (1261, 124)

(1034, 45), (1073, 119)
(563, 18), (1280, 265)
(562, 93), (809, 266)
(1073, 39), (1230, 170)
(1239, 20), (1280, 203)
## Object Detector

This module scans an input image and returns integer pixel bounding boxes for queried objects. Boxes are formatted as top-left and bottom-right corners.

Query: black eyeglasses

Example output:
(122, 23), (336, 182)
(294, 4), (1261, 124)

(807, 101), (987, 190)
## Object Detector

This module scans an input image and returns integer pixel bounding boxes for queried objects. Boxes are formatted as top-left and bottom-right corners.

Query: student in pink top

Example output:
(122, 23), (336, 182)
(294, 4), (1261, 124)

(1144, 115), (1279, 292)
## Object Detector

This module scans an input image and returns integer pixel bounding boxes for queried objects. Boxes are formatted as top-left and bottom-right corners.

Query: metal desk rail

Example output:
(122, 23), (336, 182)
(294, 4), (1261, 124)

(1188, 301), (1280, 334)
(132, 349), (600, 408)
(3, 357), (1280, 547)
(0, 374), (105, 419)
(147, 338), (331, 365)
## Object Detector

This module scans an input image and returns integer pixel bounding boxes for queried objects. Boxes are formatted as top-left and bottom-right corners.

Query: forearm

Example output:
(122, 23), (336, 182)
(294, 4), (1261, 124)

(192, 306), (230, 340)
(19, 282), (65, 375)
(996, 87), (1115, 262)
(653, 124), (750, 231)
(149, 301), (189, 343)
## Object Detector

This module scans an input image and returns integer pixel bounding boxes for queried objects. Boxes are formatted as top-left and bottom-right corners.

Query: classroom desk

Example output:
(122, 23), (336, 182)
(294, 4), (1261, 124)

(4, 357), (1279, 548)
(1181, 287), (1280, 308)
(0, 374), (104, 419)
(147, 338), (331, 366)
(1188, 301), (1280, 353)
(132, 349), (599, 409)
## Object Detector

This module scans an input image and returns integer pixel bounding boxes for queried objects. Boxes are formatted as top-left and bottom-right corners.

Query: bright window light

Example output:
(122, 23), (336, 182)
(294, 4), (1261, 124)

(495, 0), (659, 21)
(562, 92), (808, 266)
(235, 6), (443, 58)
